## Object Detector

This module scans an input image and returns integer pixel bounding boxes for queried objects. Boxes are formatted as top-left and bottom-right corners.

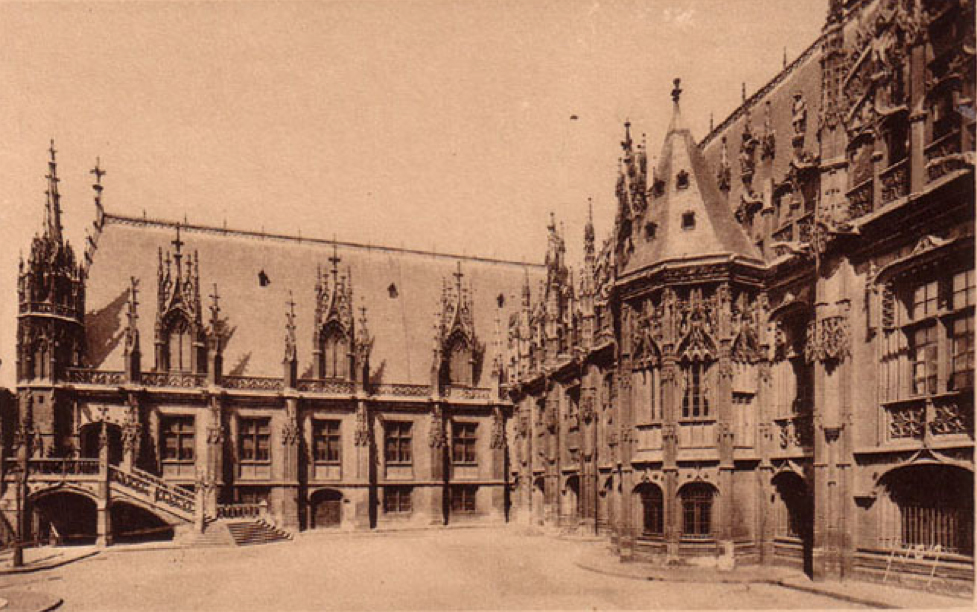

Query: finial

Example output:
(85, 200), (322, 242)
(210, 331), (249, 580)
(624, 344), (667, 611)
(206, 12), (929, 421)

(453, 261), (464, 290)
(741, 82), (746, 102)
(709, 112), (714, 132)
(209, 283), (221, 323)
(783, 47), (787, 68)
(91, 157), (106, 187)
(328, 241), (341, 279)
(286, 290), (296, 321)
(48, 139), (57, 163)
(172, 224), (184, 253)
(671, 78), (682, 103)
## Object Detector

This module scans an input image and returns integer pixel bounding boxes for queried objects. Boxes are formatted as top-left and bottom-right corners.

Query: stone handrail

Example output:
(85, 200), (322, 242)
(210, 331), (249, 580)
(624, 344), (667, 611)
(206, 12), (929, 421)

(141, 372), (206, 388)
(222, 375), (284, 391)
(109, 465), (196, 518)
(66, 368), (126, 385)
(446, 386), (493, 401)
(26, 458), (100, 476)
(296, 379), (356, 394)
(372, 383), (431, 397)
(216, 501), (267, 519)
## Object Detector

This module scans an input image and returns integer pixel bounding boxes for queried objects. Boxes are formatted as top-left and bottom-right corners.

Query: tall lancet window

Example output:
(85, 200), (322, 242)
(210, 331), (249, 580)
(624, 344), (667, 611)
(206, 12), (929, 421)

(167, 317), (193, 372)
(448, 335), (473, 386)
(320, 327), (347, 379)
(681, 360), (711, 419)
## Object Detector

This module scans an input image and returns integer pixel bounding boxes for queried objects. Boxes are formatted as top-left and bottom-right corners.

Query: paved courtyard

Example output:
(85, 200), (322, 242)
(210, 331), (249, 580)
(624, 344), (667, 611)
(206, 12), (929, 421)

(0, 528), (861, 610)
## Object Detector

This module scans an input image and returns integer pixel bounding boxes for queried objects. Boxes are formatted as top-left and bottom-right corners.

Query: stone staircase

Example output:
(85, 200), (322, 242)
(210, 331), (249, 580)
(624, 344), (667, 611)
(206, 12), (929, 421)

(225, 520), (293, 546)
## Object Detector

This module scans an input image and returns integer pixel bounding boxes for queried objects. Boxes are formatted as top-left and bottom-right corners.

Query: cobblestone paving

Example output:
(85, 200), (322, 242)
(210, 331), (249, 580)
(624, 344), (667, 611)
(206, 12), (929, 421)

(0, 529), (861, 610)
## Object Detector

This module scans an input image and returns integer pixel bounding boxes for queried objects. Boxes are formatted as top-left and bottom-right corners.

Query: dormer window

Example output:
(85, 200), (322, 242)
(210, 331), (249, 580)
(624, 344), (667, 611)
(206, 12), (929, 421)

(676, 170), (690, 190)
(682, 211), (696, 230)
(319, 326), (349, 379)
(644, 221), (658, 241)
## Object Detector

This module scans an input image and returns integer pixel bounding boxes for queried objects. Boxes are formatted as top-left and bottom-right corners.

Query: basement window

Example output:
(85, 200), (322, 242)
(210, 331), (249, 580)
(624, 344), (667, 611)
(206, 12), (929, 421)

(682, 212), (696, 230)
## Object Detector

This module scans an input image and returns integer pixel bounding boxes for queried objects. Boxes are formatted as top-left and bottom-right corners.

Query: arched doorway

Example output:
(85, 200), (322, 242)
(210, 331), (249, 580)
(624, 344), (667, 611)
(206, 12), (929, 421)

(563, 475), (580, 525)
(634, 482), (664, 538)
(31, 490), (97, 545)
(310, 489), (343, 529)
(878, 464), (973, 556)
(532, 477), (545, 526)
(80, 422), (123, 465)
(111, 502), (174, 543)
(772, 471), (813, 575)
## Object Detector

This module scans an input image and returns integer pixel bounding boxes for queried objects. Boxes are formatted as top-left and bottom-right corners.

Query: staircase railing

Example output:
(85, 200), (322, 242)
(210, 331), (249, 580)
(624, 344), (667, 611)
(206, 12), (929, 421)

(108, 465), (195, 519)
(216, 501), (267, 520)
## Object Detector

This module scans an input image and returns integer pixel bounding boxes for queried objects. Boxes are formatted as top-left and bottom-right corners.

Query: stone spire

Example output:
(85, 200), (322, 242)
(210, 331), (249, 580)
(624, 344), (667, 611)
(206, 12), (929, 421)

(44, 140), (63, 244)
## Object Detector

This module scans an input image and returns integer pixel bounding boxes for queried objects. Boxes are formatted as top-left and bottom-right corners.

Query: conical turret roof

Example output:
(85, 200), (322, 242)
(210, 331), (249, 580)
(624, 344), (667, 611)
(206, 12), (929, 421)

(620, 79), (760, 277)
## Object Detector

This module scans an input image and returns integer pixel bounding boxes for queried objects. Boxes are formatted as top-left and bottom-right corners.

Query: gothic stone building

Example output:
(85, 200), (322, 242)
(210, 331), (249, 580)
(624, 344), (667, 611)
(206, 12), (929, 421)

(1, 140), (545, 545)
(1, 0), (975, 595)
(504, 0), (974, 593)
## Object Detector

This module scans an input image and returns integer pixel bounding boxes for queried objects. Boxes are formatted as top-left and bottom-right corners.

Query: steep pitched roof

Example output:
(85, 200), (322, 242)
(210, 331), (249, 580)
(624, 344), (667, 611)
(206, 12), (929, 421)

(621, 82), (761, 277)
(84, 214), (545, 386)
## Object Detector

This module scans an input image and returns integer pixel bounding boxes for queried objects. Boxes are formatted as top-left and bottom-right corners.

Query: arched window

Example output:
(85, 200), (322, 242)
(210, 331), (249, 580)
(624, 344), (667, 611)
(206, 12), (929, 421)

(167, 318), (193, 373)
(681, 483), (715, 539)
(881, 465), (973, 555)
(682, 361), (710, 419)
(321, 328), (347, 379)
(636, 483), (663, 537)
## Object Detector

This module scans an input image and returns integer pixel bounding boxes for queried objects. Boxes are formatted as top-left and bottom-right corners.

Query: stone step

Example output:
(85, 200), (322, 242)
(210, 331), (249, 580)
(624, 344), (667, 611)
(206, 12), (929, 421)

(224, 520), (292, 546)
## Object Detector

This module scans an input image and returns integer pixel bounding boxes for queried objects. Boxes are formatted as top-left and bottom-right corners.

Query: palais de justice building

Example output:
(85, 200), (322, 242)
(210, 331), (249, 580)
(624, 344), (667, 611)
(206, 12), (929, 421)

(2, 0), (974, 593)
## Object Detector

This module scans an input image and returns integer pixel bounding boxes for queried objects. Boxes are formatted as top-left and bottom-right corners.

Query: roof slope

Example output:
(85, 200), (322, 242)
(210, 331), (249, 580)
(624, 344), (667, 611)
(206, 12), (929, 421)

(84, 215), (545, 386)
(621, 89), (761, 277)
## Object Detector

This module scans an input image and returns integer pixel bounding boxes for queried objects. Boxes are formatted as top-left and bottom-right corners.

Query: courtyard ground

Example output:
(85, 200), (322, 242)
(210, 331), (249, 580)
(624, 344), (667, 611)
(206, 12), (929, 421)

(0, 527), (961, 610)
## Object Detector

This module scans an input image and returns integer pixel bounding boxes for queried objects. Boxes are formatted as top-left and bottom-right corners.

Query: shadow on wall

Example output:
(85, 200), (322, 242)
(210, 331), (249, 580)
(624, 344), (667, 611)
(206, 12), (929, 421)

(84, 290), (129, 367)
(370, 361), (386, 386)
(227, 351), (251, 377)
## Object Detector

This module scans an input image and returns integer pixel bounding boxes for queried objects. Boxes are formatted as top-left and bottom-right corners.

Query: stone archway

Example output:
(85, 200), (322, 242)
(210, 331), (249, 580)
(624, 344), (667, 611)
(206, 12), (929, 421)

(110, 501), (175, 543)
(30, 490), (98, 546)
(772, 471), (813, 575)
(877, 464), (973, 556)
(309, 488), (343, 529)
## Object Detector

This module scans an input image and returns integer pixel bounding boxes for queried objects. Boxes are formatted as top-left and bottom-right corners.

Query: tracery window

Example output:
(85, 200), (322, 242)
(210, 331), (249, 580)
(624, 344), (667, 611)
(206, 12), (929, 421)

(681, 361), (711, 419)
(633, 367), (662, 425)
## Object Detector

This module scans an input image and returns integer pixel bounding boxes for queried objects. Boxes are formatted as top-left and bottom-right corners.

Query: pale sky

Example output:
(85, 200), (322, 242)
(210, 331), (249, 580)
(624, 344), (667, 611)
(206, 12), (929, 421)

(0, 0), (827, 385)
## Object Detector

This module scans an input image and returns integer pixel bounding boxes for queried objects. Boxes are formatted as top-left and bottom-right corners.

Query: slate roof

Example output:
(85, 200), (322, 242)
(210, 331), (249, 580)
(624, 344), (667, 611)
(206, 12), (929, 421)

(84, 214), (545, 386)
(620, 94), (761, 278)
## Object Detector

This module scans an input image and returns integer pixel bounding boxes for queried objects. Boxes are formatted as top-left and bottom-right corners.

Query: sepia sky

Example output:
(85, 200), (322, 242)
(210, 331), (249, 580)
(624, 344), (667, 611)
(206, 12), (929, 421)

(0, 0), (826, 385)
